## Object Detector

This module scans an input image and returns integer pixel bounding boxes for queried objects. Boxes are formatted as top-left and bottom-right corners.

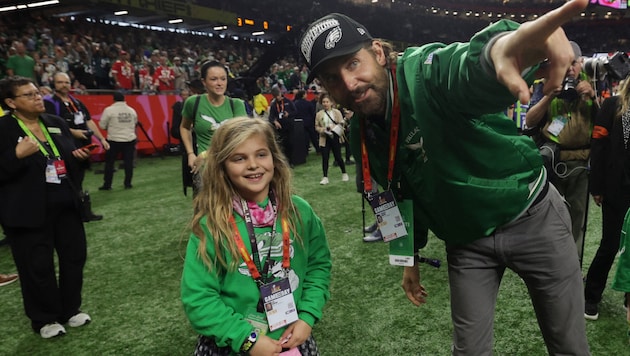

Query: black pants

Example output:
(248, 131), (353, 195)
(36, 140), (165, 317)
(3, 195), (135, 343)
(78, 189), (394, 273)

(103, 139), (136, 188)
(321, 134), (346, 177)
(278, 127), (294, 165)
(5, 196), (87, 332)
(585, 196), (630, 304)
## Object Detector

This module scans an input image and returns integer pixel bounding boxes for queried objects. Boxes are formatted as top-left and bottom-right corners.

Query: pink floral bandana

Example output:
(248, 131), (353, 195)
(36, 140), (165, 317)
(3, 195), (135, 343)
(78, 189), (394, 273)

(232, 196), (277, 227)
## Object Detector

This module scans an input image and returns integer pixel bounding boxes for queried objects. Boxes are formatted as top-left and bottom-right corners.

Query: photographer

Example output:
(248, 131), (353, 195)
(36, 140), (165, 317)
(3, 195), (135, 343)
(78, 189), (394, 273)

(525, 41), (598, 266)
(44, 72), (108, 221)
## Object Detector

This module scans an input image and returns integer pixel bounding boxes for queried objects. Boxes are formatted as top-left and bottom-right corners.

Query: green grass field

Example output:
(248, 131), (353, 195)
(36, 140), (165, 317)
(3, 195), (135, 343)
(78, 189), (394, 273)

(0, 152), (627, 355)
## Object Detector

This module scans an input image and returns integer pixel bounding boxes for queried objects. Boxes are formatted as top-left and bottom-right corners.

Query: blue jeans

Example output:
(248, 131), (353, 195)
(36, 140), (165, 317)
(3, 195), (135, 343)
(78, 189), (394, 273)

(446, 184), (590, 355)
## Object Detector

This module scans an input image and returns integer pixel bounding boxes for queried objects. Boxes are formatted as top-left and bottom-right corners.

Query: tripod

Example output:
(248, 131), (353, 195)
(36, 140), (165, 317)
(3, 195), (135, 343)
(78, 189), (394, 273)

(136, 121), (163, 158)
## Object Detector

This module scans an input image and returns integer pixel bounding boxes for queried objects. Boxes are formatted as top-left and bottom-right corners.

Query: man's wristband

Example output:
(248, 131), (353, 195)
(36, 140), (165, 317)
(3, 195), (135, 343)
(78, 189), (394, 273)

(240, 330), (258, 353)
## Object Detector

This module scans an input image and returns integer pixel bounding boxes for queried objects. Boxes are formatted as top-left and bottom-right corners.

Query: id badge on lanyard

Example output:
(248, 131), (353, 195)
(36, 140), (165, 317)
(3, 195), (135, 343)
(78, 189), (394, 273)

(73, 111), (85, 125)
(369, 190), (408, 242)
(45, 159), (66, 184)
(259, 278), (299, 332)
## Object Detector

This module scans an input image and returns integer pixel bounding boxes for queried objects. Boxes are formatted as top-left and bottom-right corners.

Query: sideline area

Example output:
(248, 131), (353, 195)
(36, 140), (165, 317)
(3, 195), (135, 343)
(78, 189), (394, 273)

(0, 153), (626, 355)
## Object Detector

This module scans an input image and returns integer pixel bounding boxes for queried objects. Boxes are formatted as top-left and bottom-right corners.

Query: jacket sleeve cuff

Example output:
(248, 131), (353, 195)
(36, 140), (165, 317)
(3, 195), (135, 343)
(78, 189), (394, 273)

(298, 310), (317, 327)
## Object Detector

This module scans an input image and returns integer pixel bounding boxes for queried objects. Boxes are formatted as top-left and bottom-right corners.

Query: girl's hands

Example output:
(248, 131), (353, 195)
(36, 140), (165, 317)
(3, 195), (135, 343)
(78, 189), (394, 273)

(278, 319), (312, 350)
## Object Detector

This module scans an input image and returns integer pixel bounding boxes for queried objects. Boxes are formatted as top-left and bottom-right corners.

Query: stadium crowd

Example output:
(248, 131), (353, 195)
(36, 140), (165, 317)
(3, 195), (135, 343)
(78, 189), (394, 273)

(3, 6), (630, 99)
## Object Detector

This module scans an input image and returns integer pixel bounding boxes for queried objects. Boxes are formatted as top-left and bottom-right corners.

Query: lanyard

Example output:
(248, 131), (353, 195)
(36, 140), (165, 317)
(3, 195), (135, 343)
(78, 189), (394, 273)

(14, 115), (61, 159)
(275, 99), (284, 114)
(361, 64), (401, 194)
(59, 95), (79, 113)
(231, 192), (291, 284)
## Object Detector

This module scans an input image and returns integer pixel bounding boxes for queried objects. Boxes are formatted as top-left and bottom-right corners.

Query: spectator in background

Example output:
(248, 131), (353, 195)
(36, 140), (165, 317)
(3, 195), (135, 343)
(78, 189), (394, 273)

(44, 72), (108, 221)
(271, 79), (288, 95)
(110, 50), (135, 92)
(180, 61), (247, 196)
(585, 78), (630, 321)
(294, 89), (319, 154)
(6, 42), (35, 80)
(153, 54), (175, 93)
(252, 86), (269, 118)
(171, 88), (190, 141)
(268, 86), (297, 167)
(98, 92), (138, 190)
(138, 61), (154, 93)
(287, 66), (303, 91)
(173, 56), (188, 93)
(91, 42), (112, 89)
(315, 93), (348, 185)
(0, 76), (92, 339)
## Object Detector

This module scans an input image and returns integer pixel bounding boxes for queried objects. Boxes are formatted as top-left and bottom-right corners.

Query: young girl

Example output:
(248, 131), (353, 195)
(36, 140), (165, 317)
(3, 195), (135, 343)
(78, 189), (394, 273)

(181, 117), (332, 356)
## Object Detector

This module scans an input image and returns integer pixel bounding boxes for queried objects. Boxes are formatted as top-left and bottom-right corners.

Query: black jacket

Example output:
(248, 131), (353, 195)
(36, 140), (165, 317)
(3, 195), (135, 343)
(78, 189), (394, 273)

(590, 96), (630, 208)
(0, 113), (82, 228)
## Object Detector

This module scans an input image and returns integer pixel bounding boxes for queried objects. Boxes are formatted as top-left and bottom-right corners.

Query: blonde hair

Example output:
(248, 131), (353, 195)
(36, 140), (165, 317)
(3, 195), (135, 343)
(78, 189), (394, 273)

(617, 79), (630, 117)
(190, 117), (300, 271)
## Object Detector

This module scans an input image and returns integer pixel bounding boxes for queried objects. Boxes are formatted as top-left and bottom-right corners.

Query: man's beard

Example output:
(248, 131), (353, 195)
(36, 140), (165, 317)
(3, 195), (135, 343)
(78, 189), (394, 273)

(344, 85), (387, 117)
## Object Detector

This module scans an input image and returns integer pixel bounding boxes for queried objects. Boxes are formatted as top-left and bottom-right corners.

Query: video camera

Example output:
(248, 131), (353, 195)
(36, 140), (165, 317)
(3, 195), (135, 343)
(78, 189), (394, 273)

(584, 52), (630, 81)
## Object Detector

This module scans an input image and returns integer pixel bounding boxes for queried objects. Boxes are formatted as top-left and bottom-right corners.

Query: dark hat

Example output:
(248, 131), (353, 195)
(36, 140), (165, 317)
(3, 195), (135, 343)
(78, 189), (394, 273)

(300, 13), (372, 84)
(569, 41), (582, 60)
(113, 91), (125, 101)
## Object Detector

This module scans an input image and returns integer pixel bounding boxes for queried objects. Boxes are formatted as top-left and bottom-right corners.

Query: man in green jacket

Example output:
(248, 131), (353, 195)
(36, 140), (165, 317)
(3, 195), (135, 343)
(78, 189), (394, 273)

(299, 0), (590, 355)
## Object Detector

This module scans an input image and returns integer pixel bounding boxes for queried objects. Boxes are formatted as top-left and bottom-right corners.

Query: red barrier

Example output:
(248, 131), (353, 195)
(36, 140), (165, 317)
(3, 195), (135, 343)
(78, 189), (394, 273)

(78, 92), (316, 161)
(78, 94), (179, 160)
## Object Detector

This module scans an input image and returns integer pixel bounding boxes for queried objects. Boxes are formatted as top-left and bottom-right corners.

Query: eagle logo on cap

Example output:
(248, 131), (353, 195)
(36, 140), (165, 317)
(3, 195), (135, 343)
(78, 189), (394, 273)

(325, 26), (342, 50)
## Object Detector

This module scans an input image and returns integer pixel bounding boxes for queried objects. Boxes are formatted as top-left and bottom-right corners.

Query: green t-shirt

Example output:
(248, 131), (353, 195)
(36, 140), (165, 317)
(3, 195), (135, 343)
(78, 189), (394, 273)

(182, 94), (247, 152)
(6, 54), (35, 80)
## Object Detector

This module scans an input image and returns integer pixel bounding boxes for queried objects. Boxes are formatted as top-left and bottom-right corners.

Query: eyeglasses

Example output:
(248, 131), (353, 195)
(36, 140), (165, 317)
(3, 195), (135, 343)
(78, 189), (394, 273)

(14, 91), (43, 100)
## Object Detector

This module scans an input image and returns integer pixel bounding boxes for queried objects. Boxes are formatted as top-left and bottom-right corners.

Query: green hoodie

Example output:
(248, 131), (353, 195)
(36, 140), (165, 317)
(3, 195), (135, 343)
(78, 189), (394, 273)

(181, 195), (331, 354)
(350, 20), (545, 247)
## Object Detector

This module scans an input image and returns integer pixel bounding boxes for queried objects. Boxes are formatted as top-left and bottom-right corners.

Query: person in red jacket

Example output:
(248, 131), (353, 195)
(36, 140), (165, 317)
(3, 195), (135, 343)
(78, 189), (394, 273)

(110, 50), (135, 91)
(153, 54), (174, 92)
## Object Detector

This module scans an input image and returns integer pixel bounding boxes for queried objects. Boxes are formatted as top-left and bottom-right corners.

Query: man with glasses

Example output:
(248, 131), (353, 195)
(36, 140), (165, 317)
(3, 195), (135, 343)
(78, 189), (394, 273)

(44, 72), (109, 221)
(525, 41), (597, 266)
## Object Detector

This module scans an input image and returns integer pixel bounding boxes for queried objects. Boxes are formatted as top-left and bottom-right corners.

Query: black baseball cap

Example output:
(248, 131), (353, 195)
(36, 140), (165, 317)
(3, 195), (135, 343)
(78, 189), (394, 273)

(300, 13), (372, 84)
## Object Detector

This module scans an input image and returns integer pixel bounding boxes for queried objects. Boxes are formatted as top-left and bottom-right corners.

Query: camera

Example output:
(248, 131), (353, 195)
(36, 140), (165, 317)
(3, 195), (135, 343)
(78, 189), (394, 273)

(584, 52), (630, 81)
(557, 76), (578, 101)
(86, 129), (94, 138)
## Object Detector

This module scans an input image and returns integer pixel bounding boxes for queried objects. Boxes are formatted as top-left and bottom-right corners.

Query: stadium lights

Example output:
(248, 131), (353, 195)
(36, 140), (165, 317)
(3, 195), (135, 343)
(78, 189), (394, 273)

(214, 25), (227, 30)
(114, 10), (128, 16)
(28, 0), (59, 8)
(0, 0), (58, 12)
(252, 31), (264, 36)
(169, 19), (183, 24)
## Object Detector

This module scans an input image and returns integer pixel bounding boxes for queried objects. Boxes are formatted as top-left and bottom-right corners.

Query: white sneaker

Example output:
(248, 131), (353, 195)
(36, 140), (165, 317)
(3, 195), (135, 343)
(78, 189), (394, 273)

(40, 322), (66, 339)
(319, 177), (329, 185)
(68, 312), (91, 327)
(341, 173), (349, 182)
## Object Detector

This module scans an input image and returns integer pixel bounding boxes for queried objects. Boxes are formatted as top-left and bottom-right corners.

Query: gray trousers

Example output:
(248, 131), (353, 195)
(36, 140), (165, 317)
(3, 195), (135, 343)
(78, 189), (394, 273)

(446, 184), (590, 355)
(550, 159), (589, 263)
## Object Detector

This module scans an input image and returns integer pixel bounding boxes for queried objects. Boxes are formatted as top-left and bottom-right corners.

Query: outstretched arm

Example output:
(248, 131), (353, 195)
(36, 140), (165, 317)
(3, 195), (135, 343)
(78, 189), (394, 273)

(490, 0), (588, 104)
